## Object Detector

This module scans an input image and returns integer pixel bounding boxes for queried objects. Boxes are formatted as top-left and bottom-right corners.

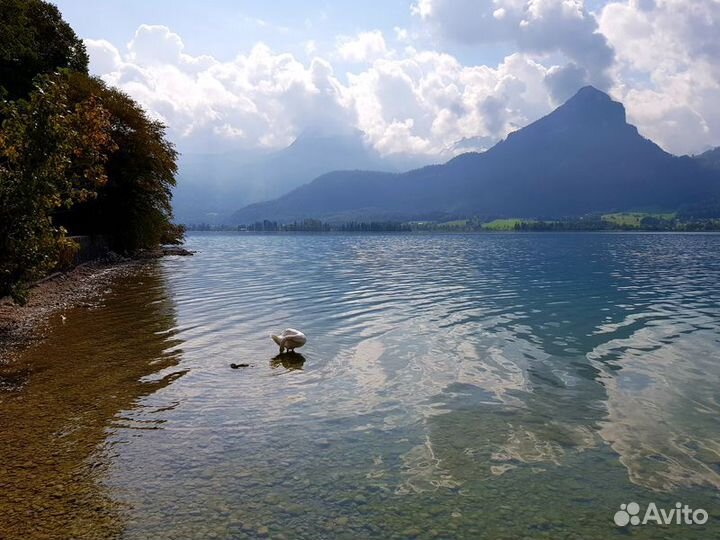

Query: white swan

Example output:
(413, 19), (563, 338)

(271, 328), (307, 353)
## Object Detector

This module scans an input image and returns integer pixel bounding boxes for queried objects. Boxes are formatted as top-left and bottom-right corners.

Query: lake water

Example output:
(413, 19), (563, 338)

(2, 232), (720, 539)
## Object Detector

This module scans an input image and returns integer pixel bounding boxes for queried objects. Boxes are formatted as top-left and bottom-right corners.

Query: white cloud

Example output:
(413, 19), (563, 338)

(87, 25), (559, 156)
(88, 30), (354, 153)
(599, 0), (720, 154)
(411, 0), (720, 154)
(84, 4), (720, 159)
(85, 39), (122, 74)
(347, 50), (554, 155)
(412, 0), (615, 93)
(337, 30), (389, 63)
(127, 24), (183, 65)
(394, 26), (410, 42)
(304, 39), (317, 56)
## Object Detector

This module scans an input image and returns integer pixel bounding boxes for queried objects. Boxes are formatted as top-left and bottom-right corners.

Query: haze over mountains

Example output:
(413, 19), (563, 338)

(229, 87), (720, 225)
(172, 129), (436, 224)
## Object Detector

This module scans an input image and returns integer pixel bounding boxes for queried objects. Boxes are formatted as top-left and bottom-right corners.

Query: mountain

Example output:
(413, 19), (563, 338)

(448, 135), (499, 154)
(231, 87), (720, 224)
(172, 149), (264, 225)
(695, 147), (720, 169)
(172, 130), (435, 224)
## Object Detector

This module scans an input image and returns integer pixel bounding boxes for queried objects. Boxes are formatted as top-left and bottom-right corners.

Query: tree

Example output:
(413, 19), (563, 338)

(0, 75), (113, 302)
(0, 0), (89, 101)
(56, 73), (182, 252)
(1, 1), (182, 303)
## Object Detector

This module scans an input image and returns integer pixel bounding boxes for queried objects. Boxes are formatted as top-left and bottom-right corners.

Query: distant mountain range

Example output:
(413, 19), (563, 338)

(231, 87), (720, 225)
(172, 129), (435, 224)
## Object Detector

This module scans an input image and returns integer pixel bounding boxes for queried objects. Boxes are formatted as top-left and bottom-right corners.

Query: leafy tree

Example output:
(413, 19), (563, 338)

(56, 73), (182, 252)
(0, 1), (182, 303)
(0, 0), (89, 101)
(0, 75), (113, 302)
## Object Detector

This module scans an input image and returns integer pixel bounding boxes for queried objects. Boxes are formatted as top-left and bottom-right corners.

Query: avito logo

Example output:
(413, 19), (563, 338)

(614, 502), (709, 527)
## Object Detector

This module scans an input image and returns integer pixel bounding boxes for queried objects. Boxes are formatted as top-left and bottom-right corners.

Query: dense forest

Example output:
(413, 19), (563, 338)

(0, 0), (183, 302)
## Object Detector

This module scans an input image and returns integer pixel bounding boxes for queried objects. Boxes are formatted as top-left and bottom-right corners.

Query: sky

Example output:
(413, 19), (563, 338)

(53, 0), (720, 157)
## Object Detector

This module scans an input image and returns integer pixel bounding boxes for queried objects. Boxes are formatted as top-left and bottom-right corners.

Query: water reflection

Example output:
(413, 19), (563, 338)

(0, 263), (184, 539)
(114, 232), (714, 538)
(379, 233), (720, 536)
(3, 233), (720, 539)
(271, 352), (306, 371)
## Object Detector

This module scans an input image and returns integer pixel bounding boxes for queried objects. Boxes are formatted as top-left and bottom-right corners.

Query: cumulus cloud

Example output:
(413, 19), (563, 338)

(86, 24), (562, 156)
(413, 0), (615, 92)
(545, 62), (590, 102)
(599, 0), (720, 154)
(85, 38), (122, 74)
(83, 3), (720, 158)
(87, 27), (354, 153)
(337, 30), (389, 63)
(127, 24), (183, 65)
(347, 50), (554, 155)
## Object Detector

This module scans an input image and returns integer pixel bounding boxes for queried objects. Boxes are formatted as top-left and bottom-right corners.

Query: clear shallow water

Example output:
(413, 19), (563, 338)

(2, 232), (720, 539)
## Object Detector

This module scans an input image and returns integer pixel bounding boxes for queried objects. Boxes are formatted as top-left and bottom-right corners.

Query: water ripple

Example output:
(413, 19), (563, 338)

(10, 232), (717, 539)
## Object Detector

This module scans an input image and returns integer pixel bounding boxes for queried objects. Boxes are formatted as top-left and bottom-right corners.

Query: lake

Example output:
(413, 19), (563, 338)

(2, 232), (720, 539)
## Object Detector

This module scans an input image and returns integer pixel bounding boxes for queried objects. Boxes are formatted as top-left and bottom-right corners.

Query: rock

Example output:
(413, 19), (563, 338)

(134, 246), (194, 259)
(284, 503), (304, 516)
(162, 246), (195, 256)
(256, 525), (270, 537)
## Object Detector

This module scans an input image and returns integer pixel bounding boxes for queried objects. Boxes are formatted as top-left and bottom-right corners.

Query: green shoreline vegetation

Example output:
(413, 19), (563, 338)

(0, 0), (183, 303)
(187, 211), (720, 233)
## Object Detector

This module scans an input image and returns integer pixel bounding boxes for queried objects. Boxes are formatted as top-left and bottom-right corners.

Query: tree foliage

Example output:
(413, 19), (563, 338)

(0, 1), (182, 302)
(57, 74), (181, 252)
(0, 76), (114, 302)
(0, 0), (89, 100)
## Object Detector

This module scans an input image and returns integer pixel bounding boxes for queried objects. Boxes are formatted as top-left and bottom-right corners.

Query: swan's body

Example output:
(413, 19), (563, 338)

(271, 328), (307, 353)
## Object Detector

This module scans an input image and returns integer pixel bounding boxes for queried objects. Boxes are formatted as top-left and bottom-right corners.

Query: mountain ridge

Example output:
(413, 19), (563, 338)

(173, 130), (436, 224)
(231, 86), (720, 224)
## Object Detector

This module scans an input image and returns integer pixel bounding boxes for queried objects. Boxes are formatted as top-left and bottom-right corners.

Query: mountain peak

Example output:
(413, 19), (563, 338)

(558, 85), (626, 125)
(573, 85), (611, 99)
(501, 85), (630, 147)
(231, 87), (720, 225)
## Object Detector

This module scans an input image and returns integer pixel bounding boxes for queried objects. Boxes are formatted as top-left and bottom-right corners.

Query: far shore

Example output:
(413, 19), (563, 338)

(184, 228), (720, 234)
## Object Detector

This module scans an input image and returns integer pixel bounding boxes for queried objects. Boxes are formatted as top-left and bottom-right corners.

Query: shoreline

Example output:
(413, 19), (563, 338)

(0, 247), (193, 368)
(184, 229), (720, 235)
